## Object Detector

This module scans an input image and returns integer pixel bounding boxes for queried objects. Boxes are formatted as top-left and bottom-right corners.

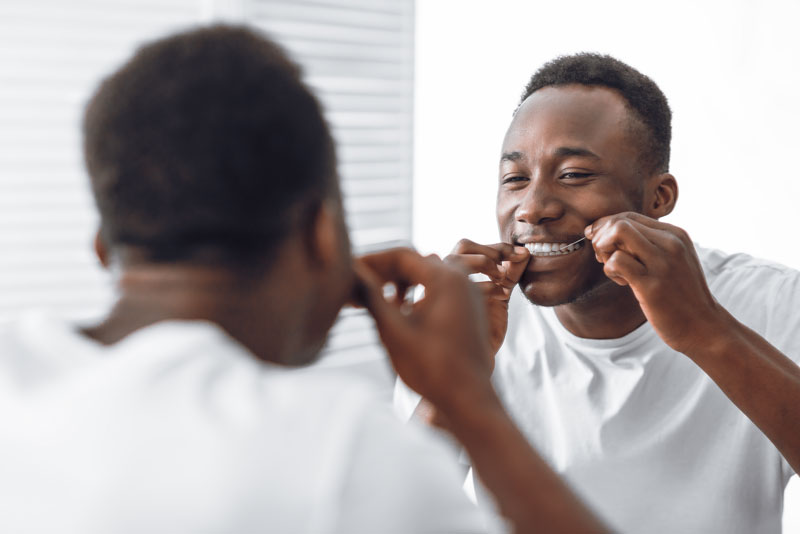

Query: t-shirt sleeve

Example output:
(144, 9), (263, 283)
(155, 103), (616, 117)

(332, 403), (488, 534)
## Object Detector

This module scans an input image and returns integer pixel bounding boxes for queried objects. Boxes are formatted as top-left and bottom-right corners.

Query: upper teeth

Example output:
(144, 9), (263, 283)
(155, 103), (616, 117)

(524, 241), (584, 256)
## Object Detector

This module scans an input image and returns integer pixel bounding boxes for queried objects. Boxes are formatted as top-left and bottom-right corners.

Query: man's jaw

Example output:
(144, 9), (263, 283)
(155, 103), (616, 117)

(517, 263), (619, 308)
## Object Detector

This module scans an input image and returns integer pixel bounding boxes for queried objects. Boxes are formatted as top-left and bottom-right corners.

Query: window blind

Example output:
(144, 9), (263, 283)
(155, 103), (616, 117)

(0, 0), (202, 318)
(244, 0), (414, 374)
(0, 0), (413, 382)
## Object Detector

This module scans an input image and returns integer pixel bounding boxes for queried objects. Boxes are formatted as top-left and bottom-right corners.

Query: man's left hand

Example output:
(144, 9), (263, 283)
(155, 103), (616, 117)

(586, 211), (725, 355)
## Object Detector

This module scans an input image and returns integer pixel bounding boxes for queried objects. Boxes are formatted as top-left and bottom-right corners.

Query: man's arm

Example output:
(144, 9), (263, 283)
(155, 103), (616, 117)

(355, 249), (608, 534)
(587, 212), (800, 474)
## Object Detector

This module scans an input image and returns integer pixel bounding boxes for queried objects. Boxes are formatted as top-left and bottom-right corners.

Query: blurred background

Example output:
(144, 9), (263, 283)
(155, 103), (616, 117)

(0, 0), (797, 527)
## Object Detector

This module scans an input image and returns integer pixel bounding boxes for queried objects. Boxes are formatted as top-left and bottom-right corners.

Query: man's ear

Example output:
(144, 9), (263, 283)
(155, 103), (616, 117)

(644, 173), (678, 218)
(306, 199), (345, 269)
(93, 229), (110, 268)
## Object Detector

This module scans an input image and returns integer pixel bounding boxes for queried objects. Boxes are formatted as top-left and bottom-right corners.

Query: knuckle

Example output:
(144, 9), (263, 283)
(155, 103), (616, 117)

(615, 219), (635, 235)
(397, 246), (420, 261)
(481, 256), (498, 271)
(443, 253), (467, 268)
(453, 238), (475, 253)
(664, 235), (685, 254)
(605, 222), (625, 241)
(676, 227), (692, 243)
(493, 242), (515, 255)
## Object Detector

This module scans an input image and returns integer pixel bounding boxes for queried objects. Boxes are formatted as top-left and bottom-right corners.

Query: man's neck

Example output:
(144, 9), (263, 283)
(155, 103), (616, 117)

(82, 264), (301, 365)
(553, 280), (647, 339)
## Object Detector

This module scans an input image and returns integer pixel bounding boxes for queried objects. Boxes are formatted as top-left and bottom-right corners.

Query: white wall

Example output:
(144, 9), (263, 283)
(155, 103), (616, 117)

(413, 0), (799, 528)
(413, 0), (800, 269)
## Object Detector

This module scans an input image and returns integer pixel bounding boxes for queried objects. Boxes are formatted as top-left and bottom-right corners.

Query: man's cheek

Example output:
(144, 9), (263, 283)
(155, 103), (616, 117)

(495, 210), (513, 240)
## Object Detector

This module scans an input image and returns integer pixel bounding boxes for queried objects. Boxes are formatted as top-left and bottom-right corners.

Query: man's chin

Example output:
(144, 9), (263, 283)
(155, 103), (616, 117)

(519, 276), (615, 308)
(519, 282), (574, 307)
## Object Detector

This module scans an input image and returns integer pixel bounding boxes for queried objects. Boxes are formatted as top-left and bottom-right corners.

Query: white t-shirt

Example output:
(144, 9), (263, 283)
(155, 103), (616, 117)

(395, 245), (800, 533)
(0, 312), (486, 534)
(489, 246), (799, 533)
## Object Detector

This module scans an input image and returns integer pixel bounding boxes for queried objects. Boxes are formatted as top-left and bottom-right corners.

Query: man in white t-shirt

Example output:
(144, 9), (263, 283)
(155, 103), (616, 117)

(0, 26), (610, 534)
(402, 53), (800, 533)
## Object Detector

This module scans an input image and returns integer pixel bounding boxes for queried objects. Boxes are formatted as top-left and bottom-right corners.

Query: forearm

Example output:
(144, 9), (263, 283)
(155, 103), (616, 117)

(689, 308), (800, 473)
(441, 387), (609, 534)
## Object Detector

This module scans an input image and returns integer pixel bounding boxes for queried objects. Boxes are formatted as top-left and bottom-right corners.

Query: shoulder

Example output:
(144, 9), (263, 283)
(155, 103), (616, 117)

(0, 310), (99, 392)
(696, 245), (800, 359)
(697, 245), (799, 284)
(697, 244), (800, 307)
(244, 368), (484, 533)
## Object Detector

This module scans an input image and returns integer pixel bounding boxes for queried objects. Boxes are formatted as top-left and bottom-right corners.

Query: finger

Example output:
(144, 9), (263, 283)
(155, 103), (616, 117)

(609, 211), (673, 232)
(451, 239), (529, 262)
(358, 248), (438, 288)
(445, 253), (507, 280)
(591, 218), (661, 265)
(588, 214), (696, 269)
(475, 280), (510, 301)
(603, 249), (647, 286)
(393, 257), (442, 307)
(622, 220), (696, 261)
(586, 211), (679, 241)
(395, 255), (446, 306)
(352, 258), (410, 334)
(502, 246), (530, 286)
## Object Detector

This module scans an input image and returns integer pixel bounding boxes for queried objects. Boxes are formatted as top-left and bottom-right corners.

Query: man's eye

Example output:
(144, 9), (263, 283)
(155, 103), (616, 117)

(560, 172), (592, 180)
(502, 175), (528, 184)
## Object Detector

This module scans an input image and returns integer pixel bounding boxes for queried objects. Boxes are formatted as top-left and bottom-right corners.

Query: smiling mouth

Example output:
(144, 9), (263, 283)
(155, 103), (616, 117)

(522, 240), (586, 257)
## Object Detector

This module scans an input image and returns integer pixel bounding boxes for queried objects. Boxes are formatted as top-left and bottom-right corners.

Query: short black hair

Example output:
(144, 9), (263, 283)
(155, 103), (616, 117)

(519, 53), (671, 173)
(83, 24), (336, 264)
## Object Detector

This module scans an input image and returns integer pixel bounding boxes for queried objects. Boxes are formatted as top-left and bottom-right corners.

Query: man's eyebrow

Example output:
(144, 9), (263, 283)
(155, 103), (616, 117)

(554, 146), (600, 159)
(500, 151), (524, 163)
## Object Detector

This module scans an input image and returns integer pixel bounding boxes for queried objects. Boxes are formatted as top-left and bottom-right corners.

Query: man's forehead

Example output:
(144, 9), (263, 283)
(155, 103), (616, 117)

(519, 84), (628, 116)
(502, 85), (633, 157)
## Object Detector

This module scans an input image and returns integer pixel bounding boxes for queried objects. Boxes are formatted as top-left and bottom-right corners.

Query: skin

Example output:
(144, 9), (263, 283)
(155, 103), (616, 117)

(496, 84), (677, 339)
(84, 194), (607, 533)
(447, 83), (800, 475)
(84, 199), (354, 367)
(358, 249), (607, 533)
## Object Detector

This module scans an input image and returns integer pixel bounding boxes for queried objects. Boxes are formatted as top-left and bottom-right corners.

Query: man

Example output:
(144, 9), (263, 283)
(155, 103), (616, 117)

(0, 26), (608, 533)
(404, 53), (800, 533)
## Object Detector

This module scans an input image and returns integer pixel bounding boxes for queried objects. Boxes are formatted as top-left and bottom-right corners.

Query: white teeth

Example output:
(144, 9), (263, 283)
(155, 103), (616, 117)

(523, 241), (584, 257)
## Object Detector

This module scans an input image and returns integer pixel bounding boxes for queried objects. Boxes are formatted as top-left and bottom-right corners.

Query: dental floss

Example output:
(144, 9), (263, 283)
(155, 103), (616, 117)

(559, 236), (587, 251)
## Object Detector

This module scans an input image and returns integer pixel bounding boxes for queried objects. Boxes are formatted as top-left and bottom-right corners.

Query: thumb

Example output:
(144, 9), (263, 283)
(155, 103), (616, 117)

(352, 259), (407, 337)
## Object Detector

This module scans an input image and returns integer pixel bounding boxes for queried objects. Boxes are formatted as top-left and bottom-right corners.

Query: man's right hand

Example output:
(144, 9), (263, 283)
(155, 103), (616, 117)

(354, 248), (608, 534)
(445, 239), (530, 357)
(354, 248), (496, 412)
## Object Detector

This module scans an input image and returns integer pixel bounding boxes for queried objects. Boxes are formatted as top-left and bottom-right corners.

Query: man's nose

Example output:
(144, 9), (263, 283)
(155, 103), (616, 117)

(515, 178), (564, 225)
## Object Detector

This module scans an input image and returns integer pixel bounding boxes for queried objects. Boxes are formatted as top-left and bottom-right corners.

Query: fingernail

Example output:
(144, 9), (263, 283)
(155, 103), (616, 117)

(584, 224), (594, 239)
(513, 246), (529, 256)
(497, 264), (507, 278)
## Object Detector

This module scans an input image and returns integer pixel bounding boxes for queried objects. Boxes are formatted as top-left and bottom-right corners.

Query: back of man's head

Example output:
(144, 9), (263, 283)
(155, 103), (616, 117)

(520, 53), (672, 174)
(83, 25), (336, 266)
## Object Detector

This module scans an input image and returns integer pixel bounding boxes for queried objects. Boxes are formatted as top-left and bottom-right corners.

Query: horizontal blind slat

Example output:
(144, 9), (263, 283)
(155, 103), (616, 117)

(1, 0), (413, 372)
